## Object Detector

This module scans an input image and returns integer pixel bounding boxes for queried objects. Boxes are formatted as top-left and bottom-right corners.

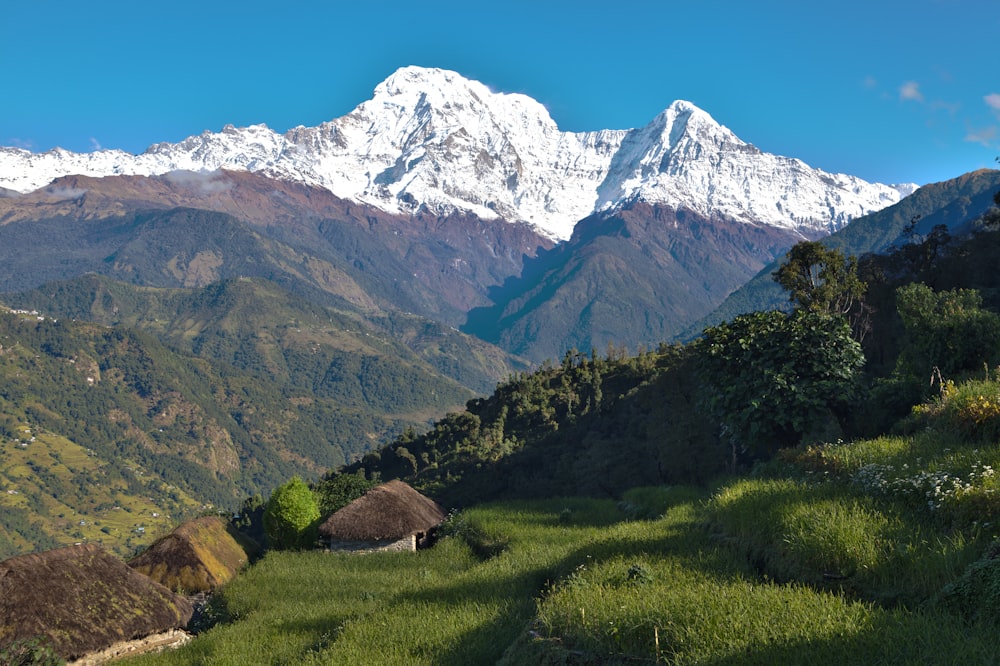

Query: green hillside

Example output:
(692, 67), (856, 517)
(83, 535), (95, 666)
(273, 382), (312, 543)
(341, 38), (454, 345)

(691, 169), (1000, 335)
(9, 273), (527, 395)
(337, 344), (723, 507)
(0, 298), (480, 559)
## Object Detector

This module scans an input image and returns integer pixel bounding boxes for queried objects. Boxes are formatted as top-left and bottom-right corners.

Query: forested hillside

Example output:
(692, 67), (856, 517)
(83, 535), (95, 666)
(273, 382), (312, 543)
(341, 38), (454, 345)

(338, 344), (723, 507)
(326, 193), (1000, 511)
(693, 168), (1000, 334)
(0, 293), (480, 559)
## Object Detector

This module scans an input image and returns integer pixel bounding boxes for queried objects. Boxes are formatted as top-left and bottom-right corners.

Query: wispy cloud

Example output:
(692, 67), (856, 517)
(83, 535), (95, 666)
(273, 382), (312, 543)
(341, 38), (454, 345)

(965, 125), (997, 148)
(899, 81), (924, 102)
(45, 186), (89, 199)
(8, 138), (35, 150)
(89, 137), (103, 151)
(930, 100), (961, 116)
(986, 93), (1000, 116)
(163, 169), (233, 195)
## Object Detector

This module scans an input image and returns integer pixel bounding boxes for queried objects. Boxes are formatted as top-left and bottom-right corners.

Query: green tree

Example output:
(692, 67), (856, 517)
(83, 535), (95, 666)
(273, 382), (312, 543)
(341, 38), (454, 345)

(232, 493), (266, 546)
(313, 473), (377, 516)
(698, 310), (865, 458)
(263, 476), (320, 550)
(774, 241), (866, 317)
(894, 283), (1000, 380)
(979, 189), (1000, 229)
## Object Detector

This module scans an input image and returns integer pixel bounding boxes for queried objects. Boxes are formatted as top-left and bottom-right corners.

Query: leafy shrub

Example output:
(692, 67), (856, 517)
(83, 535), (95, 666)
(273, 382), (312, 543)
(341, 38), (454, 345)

(895, 283), (1000, 381)
(698, 310), (864, 457)
(938, 539), (1000, 625)
(0, 637), (64, 666)
(263, 476), (320, 550)
(910, 377), (1000, 442)
(312, 472), (377, 516)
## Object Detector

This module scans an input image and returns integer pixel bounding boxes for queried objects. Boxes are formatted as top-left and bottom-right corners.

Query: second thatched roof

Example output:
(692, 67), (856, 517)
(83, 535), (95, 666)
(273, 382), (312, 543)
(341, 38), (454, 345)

(128, 516), (255, 593)
(318, 480), (446, 542)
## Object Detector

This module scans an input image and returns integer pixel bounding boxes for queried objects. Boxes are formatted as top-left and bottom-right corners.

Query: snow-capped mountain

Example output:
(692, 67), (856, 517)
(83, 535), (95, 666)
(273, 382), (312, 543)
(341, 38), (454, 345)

(0, 66), (915, 240)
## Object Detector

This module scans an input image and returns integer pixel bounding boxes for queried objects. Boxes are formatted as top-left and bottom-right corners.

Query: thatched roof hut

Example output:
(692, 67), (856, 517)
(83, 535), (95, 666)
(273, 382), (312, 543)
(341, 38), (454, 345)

(318, 480), (446, 552)
(0, 543), (193, 661)
(128, 516), (255, 593)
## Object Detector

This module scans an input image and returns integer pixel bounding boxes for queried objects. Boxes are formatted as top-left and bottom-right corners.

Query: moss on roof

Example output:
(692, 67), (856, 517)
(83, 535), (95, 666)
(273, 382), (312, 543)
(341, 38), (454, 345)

(128, 516), (255, 593)
(0, 543), (193, 661)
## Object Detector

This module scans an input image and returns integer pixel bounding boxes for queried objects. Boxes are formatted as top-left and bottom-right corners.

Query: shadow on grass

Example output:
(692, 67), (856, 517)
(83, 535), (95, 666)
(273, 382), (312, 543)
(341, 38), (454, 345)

(704, 476), (989, 608)
(390, 501), (741, 665)
(695, 611), (998, 666)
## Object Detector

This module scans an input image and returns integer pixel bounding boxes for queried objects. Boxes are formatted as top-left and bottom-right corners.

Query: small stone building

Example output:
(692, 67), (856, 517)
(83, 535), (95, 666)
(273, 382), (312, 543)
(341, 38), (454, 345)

(318, 480), (446, 552)
(0, 543), (193, 662)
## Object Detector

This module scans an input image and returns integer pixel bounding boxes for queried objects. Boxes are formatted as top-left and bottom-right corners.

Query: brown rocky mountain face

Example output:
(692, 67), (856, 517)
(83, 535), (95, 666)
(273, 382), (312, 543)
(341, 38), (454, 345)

(0, 167), (907, 364)
(463, 202), (812, 361)
(0, 170), (554, 327)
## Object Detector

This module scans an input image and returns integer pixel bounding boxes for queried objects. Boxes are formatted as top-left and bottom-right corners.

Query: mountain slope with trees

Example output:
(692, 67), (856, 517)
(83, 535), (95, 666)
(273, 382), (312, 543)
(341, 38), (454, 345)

(326, 189), (1000, 512)
(693, 169), (1000, 334)
(0, 296), (482, 559)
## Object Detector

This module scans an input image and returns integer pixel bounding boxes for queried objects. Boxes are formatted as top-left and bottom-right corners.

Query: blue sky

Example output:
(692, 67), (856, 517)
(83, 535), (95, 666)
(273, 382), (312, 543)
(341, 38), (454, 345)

(3, 0), (998, 186)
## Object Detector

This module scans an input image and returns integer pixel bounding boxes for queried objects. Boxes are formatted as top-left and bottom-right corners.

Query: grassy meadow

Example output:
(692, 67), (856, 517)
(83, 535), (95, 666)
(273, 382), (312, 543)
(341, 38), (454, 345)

(126, 424), (1000, 664)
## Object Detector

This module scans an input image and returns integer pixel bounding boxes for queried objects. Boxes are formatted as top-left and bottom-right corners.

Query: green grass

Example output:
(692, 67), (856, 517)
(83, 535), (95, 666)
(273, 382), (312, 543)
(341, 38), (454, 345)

(125, 486), (998, 665)
(121, 379), (1000, 665)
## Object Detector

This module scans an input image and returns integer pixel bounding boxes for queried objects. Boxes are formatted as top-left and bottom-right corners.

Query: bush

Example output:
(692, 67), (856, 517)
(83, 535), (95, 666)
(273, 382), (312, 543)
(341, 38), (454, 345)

(937, 539), (1000, 625)
(313, 472), (376, 516)
(895, 283), (1000, 381)
(910, 377), (1000, 442)
(263, 476), (320, 550)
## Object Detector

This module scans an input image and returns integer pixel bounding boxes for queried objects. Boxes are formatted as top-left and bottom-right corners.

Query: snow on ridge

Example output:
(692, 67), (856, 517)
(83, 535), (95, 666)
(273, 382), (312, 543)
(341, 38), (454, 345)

(0, 66), (915, 240)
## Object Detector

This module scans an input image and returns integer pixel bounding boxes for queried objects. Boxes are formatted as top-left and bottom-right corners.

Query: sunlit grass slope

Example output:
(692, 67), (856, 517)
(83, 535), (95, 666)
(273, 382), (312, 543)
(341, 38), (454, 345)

(128, 479), (997, 664)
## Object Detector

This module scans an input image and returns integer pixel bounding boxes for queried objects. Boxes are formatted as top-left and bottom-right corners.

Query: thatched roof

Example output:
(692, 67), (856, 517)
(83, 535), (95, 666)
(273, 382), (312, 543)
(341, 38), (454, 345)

(128, 516), (254, 593)
(318, 480), (446, 542)
(0, 543), (193, 661)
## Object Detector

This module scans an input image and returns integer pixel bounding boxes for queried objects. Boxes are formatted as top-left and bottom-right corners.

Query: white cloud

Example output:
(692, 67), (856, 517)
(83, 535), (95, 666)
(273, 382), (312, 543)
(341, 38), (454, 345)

(163, 169), (233, 194)
(89, 137), (102, 151)
(986, 93), (1000, 115)
(899, 81), (924, 102)
(45, 186), (89, 199)
(965, 125), (998, 147)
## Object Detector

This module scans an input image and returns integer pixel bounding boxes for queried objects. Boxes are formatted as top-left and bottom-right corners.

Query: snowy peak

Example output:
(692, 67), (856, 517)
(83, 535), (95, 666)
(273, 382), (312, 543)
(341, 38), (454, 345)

(0, 66), (915, 240)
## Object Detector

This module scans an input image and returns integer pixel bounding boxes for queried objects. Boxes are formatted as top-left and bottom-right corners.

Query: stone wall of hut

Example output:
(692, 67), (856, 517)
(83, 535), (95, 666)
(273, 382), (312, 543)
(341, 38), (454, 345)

(326, 534), (416, 553)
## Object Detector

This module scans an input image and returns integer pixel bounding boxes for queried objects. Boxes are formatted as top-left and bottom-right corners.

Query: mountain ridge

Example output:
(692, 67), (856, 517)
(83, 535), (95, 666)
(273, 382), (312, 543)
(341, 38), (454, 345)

(688, 168), (1000, 335)
(0, 66), (915, 240)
